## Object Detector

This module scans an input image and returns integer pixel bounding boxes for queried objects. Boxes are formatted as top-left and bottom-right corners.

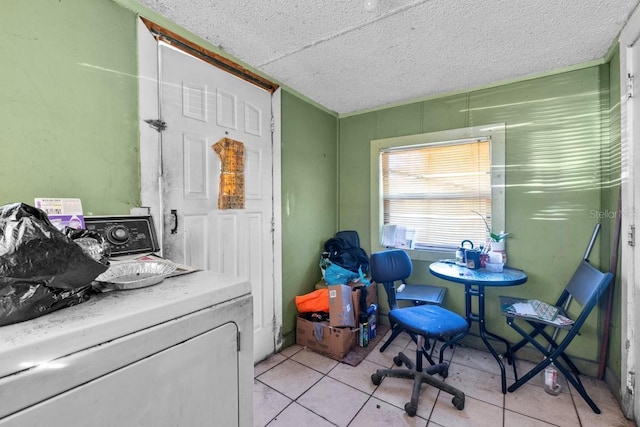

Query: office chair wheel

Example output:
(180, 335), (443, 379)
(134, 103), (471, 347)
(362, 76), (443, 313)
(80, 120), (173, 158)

(393, 356), (403, 366)
(404, 402), (417, 417)
(371, 373), (383, 385)
(452, 396), (465, 410)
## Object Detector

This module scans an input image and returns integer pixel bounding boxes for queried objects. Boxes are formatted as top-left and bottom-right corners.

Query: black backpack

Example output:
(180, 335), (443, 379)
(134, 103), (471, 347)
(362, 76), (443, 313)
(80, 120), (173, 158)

(324, 232), (369, 274)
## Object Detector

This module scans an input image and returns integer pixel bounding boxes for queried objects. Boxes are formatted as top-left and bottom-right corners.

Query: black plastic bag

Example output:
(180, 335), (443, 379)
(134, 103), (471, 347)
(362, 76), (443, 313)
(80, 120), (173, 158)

(0, 281), (93, 327)
(324, 237), (369, 274)
(0, 203), (109, 289)
(0, 203), (109, 326)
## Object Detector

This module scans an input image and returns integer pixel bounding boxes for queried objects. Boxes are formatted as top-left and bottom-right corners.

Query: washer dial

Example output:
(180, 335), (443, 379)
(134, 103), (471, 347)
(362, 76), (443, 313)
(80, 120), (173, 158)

(106, 225), (130, 245)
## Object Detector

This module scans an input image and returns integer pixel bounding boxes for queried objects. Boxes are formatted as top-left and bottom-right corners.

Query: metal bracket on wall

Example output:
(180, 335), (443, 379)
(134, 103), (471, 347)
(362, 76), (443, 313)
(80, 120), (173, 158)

(628, 73), (634, 99)
(629, 225), (635, 246)
(144, 119), (167, 132)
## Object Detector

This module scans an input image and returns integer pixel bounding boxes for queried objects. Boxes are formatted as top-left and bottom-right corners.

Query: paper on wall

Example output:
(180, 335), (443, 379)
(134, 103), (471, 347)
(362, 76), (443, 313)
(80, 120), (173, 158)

(381, 224), (416, 249)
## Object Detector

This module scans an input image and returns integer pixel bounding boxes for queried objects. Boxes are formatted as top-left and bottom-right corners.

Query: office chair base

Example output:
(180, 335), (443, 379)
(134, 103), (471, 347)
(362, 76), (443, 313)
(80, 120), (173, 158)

(381, 326), (435, 359)
(371, 351), (465, 416)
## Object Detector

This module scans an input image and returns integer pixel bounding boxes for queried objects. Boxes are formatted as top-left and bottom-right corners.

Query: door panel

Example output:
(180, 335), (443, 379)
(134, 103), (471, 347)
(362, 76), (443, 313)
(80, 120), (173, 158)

(218, 214), (240, 276)
(245, 147), (262, 199)
(245, 102), (262, 136)
(183, 134), (208, 198)
(217, 89), (238, 129)
(159, 44), (275, 361)
(182, 82), (207, 121)
(184, 214), (208, 270)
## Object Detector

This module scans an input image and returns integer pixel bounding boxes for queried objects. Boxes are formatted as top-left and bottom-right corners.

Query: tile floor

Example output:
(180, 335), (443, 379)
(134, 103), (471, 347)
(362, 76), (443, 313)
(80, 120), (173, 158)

(253, 330), (635, 427)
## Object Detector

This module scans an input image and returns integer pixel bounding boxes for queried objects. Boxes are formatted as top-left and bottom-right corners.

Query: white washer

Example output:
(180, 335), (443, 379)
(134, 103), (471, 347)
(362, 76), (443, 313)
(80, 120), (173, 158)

(0, 217), (253, 426)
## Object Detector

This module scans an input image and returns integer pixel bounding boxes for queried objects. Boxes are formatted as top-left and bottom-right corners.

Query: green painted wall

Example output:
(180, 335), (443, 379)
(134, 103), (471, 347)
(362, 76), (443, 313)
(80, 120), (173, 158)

(0, 0), (139, 214)
(339, 66), (620, 377)
(280, 91), (338, 347)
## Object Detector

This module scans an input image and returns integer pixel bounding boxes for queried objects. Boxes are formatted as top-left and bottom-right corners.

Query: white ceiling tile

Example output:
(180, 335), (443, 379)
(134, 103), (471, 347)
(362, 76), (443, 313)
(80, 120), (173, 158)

(137, 0), (640, 114)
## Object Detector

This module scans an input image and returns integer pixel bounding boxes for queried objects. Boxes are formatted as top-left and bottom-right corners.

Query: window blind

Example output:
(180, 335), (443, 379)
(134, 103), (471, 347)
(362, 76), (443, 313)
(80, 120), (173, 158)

(381, 139), (492, 249)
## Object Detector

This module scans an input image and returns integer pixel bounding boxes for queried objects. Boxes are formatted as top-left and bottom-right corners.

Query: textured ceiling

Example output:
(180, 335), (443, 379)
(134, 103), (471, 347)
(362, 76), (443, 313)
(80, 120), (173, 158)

(136, 0), (639, 115)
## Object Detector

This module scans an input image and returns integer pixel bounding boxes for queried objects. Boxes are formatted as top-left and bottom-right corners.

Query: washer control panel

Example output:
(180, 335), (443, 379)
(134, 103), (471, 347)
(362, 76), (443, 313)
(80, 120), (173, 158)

(84, 215), (160, 256)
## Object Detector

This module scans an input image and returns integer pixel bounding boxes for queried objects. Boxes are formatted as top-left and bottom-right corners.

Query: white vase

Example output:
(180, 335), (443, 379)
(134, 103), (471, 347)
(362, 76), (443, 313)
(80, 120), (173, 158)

(489, 240), (506, 264)
(491, 240), (505, 251)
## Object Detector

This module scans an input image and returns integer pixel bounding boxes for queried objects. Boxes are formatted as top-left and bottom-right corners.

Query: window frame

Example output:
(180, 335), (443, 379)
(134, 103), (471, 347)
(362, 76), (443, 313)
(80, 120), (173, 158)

(369, 123), (506, 261)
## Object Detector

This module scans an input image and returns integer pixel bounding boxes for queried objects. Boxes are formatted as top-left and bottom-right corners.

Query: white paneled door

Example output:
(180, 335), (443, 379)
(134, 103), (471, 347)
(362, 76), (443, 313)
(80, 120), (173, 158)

(620, 5), (640, 421)
(158, 43), (275, 362)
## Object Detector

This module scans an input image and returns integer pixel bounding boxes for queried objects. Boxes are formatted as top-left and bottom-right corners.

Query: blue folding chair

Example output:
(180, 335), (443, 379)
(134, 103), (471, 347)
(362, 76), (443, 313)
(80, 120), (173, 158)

(501, 259), (613, 413)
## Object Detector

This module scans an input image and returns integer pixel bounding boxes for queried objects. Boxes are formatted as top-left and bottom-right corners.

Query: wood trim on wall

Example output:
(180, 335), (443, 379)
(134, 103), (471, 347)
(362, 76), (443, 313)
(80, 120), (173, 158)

(141, 17), (279, 93)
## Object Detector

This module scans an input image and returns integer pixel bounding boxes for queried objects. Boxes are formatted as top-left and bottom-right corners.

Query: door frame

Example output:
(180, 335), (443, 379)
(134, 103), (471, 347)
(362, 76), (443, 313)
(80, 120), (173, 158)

(619, 4), (640, 422)
(136, 18), (284, 356)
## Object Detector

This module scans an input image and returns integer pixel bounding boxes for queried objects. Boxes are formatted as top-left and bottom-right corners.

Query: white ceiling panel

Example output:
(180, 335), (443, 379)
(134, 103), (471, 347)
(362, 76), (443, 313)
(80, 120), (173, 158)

(137, 0), (639, 114)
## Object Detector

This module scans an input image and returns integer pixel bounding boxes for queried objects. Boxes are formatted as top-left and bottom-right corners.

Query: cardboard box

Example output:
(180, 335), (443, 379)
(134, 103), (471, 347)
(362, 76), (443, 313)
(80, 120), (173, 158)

(316, 279), (378, 326)
(296, 315), (357, 360)
(328, 284), (356, 327)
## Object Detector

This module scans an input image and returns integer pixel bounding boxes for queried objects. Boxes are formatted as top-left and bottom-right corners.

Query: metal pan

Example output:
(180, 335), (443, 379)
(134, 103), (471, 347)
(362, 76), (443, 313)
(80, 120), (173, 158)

(94, 261), (177, 290)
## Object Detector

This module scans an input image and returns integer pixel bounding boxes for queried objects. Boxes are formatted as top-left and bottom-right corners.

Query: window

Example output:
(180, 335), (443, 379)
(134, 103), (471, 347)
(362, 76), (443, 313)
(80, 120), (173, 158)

(370, 124), (505, 260)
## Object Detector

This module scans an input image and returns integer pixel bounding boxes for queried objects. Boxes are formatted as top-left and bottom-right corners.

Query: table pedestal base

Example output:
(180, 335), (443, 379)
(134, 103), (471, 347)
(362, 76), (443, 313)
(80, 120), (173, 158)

(466, 284), (518, 394)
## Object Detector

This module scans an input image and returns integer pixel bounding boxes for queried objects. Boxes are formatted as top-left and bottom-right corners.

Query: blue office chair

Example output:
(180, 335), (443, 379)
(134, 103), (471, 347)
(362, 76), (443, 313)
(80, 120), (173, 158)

(370, 249), (447, 354)
(369, 249), (468, 416)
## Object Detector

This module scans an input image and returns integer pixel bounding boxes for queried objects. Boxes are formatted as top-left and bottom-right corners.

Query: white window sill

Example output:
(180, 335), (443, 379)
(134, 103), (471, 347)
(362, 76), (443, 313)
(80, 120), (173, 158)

(405, 248), (455, 263)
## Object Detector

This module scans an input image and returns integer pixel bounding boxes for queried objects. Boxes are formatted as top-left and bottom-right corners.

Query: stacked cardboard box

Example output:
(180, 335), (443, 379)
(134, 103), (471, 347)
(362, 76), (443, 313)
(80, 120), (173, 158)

(296, 278), (379, 359)
(296, 315), (358, 360)
(315, 279), (378, 325)
(328, 284), (356, 327)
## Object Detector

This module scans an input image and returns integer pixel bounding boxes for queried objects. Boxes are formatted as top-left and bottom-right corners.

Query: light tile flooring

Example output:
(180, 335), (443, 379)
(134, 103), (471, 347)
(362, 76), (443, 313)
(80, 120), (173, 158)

(254, 330), (635, 427)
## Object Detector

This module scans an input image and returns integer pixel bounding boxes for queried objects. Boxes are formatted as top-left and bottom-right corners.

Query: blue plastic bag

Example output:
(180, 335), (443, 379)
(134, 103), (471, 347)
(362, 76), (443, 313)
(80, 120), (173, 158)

(320, 254), (370, 286)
